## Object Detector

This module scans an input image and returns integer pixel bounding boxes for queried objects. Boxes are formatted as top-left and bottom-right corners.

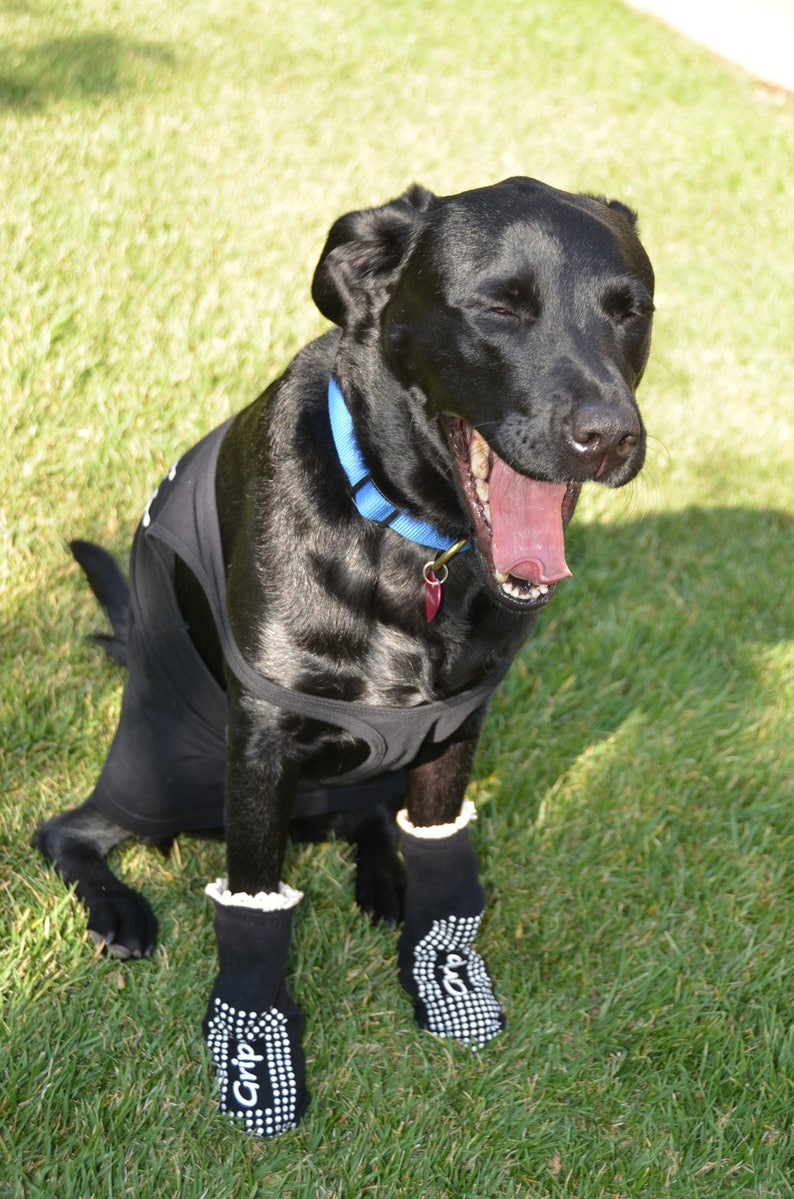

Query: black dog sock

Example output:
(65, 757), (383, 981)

(397, 801), (505, 1047)
(203, 881), (310, 1136)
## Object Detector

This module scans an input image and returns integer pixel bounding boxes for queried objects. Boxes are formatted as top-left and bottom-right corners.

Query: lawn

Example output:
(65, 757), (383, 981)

(1, 0), (792, 1195)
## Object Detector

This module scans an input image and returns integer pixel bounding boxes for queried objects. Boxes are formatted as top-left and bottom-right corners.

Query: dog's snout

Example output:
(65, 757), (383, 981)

(566, 401), (641, 477)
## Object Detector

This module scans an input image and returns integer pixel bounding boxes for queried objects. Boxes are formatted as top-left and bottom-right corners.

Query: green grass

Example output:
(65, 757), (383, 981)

(1, 0), (792, 1194)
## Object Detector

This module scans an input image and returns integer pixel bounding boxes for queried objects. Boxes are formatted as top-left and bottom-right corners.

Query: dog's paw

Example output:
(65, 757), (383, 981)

(33, 814), (158, 959)
(204, 998), (309, 1136)
(82, 884), (158, 960)
(405, 914), (505, 1048)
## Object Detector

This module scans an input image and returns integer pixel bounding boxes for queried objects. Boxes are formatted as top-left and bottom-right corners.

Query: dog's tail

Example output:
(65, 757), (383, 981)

(69, 539), (131, 666)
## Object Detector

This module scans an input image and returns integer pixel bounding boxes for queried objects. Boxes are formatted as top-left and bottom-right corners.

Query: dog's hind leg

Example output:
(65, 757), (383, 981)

(348, 803), (406, 926)
(290, 800), (406, 926)
(33, 799), (158, 959)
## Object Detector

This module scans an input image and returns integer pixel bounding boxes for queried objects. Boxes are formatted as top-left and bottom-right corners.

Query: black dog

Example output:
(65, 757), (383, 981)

(35, 177), (654, 1136)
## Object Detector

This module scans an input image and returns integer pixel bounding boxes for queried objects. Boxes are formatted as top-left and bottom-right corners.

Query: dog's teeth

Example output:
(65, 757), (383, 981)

(482, 502), (491, 525)
(497, 577), (551, 602)
(470, 430), (490, 480)
(475, 477), (490, 504)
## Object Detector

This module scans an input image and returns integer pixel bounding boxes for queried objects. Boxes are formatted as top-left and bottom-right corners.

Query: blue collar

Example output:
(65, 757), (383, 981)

(328, 378), (469, 554)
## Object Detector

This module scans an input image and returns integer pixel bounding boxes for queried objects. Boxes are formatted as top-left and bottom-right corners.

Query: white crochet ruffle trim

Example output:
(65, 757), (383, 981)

(205, 879), (303, 911)
(396, 797), (477, 840)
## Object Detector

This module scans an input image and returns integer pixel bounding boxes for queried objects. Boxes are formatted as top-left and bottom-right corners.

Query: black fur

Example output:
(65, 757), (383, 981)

(36, 175), (653, 959)
(69, 538), (130, 664)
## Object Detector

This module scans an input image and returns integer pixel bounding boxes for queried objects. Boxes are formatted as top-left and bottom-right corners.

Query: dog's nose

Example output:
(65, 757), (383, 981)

(566, 402), (641, 477)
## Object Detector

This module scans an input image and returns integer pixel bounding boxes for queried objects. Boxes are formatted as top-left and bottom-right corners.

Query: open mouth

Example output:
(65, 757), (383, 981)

(445, 419), (581, 609)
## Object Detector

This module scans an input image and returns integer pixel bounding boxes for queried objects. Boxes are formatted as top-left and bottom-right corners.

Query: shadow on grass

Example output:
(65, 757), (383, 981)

(0, 32), (176, 110)
(477, 504), (792, 817)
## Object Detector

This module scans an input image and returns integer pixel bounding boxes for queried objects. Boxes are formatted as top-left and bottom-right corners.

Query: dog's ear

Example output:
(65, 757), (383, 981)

(312, 185), (436, 327)
(586, 194), (639, 229)
(604, 198), (639, 227)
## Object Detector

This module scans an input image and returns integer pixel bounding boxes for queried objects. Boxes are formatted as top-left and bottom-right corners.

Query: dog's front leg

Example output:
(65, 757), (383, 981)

(398, 739), (505, 1047)
(202, 698), (310, 1136)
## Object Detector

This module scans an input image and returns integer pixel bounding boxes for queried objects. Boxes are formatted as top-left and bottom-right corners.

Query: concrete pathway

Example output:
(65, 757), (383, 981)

(627, 0), (794, 91)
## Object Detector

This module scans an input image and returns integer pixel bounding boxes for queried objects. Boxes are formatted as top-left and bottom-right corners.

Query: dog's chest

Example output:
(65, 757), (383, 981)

(255, 557), (526, 712)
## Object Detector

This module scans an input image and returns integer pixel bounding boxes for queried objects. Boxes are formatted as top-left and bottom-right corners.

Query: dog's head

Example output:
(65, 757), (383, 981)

(312, 177), (654, 611)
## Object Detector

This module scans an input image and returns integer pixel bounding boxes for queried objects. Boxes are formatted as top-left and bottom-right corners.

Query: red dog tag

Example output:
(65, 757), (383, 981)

(425, 569), (442, 622)
(422, 541), (465, 623)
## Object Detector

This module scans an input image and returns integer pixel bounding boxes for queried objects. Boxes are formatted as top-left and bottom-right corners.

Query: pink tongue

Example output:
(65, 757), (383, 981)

(489, 458), (572, 585)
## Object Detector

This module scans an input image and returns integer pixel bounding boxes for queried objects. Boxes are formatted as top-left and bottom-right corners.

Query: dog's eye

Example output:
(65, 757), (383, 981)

(602, 284), (654, 327)
(616, 304), (653, 326)
(477, 275), (540, 324)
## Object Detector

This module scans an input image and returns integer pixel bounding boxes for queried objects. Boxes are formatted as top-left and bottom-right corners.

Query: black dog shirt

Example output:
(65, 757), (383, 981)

(90, 418), (506, 837)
